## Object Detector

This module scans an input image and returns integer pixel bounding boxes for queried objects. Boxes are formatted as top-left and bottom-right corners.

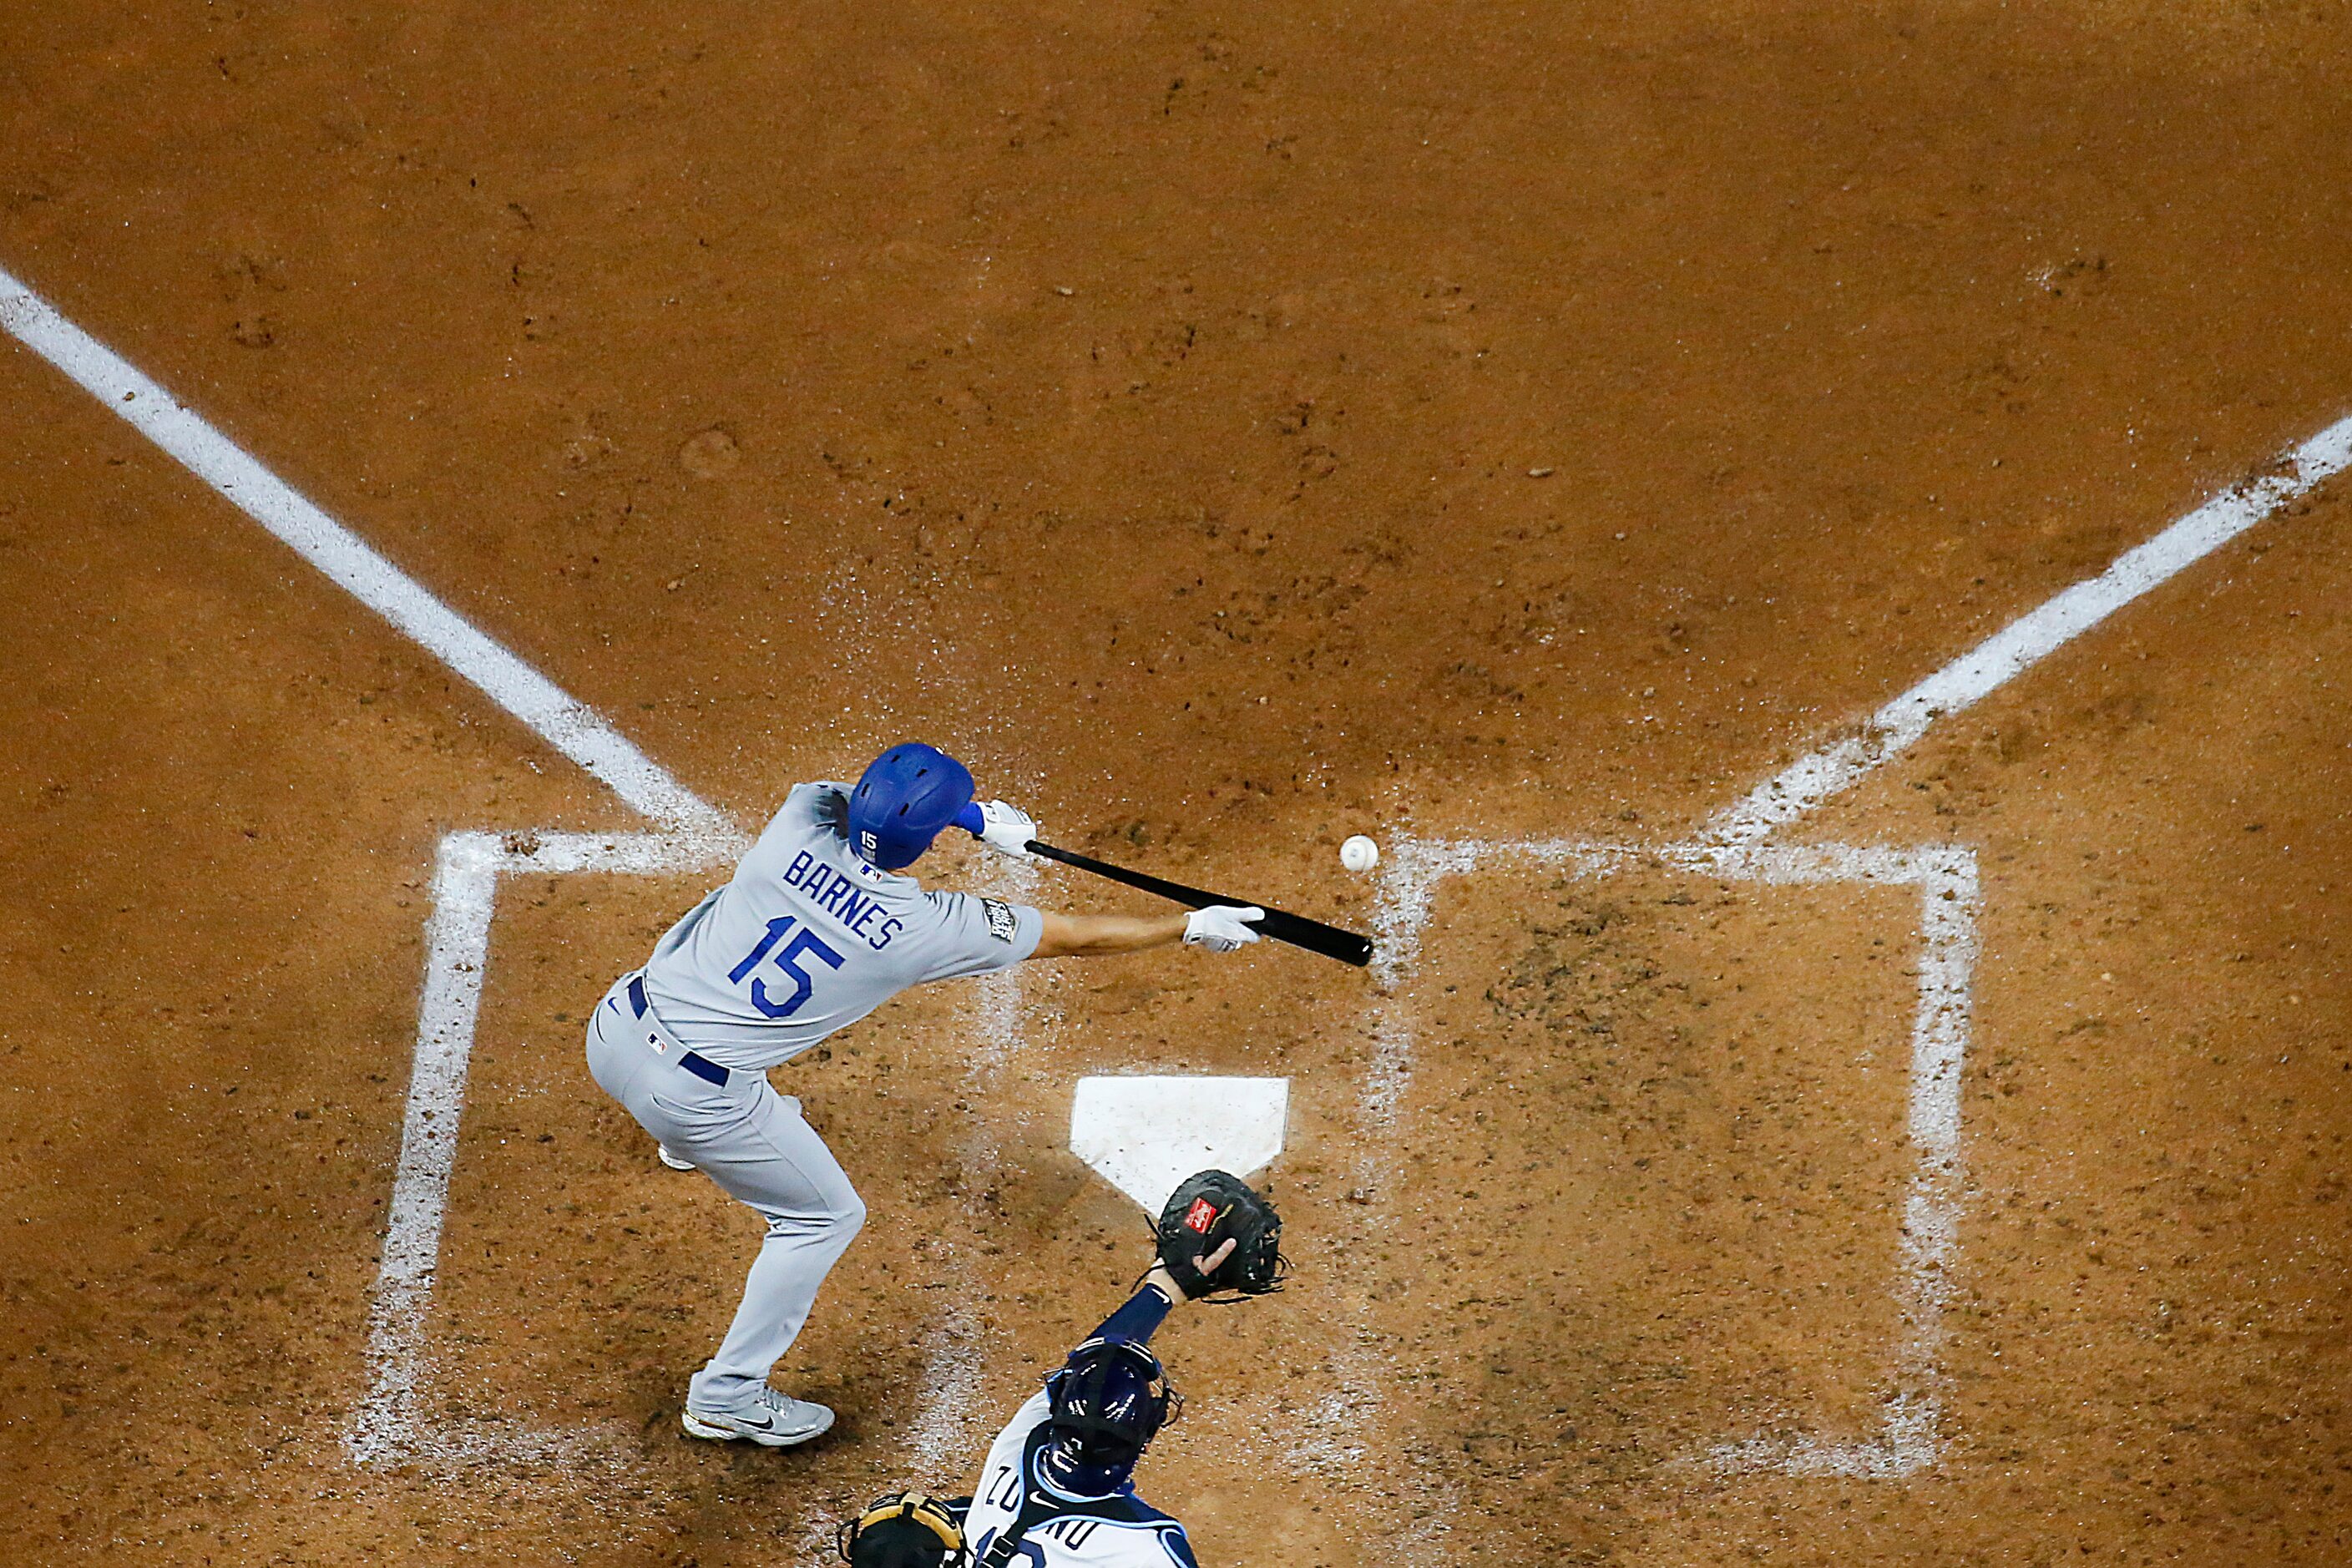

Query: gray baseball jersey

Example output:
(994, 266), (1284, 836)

(638, 781), (1044, 1071)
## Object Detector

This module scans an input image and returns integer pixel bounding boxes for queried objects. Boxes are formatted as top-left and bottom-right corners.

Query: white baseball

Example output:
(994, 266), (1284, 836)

(1340, 834), (1379, 873)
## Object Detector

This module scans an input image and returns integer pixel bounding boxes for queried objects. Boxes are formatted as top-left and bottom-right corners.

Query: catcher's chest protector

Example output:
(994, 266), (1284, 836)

(965, 1393), (1199, 1568)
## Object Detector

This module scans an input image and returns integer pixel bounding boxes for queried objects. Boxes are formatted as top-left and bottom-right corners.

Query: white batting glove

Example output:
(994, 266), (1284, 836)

(973, 799), (1040, 862)
(1183, 906), (1264, 953)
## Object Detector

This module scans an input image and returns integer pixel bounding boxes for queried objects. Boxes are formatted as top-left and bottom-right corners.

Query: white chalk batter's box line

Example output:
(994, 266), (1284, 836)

(1360, 833), (1978, 1481)
(348, 827), (741, 1469)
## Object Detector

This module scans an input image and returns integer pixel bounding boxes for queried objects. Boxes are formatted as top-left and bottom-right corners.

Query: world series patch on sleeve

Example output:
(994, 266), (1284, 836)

(983, 898), (1019, 943)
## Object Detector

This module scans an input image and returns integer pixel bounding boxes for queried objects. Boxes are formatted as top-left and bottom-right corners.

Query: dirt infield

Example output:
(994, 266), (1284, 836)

(3, 3), (2349, 1565)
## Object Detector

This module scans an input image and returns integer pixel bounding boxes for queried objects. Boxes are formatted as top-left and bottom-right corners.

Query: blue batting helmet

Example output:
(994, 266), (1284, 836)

(1039, 1340), (1176, 1498)
(847, 744), (975, 871)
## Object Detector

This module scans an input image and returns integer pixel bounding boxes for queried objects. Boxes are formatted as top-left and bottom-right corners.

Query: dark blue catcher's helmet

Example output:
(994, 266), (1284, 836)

(1039, 1340), (1177, 1499)
(847, 744), (975, 871)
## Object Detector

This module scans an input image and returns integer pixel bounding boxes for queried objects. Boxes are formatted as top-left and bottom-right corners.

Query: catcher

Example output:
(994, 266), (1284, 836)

(839, 1171), (1283, 1568)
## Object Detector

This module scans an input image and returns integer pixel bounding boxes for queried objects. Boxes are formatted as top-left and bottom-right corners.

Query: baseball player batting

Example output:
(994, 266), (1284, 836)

(583, 743), (1266, 1448)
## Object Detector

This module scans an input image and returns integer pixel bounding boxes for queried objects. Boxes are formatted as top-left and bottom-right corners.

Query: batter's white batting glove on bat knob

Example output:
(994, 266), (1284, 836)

(972, 800), (1040, 861)
(1184, 906), (1264, 953)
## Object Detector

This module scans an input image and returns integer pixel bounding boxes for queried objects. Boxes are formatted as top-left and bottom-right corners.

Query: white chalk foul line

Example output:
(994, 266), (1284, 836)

(0, 264), (729, 842)
(0, 262), (751, 1464)
(1712, 413), (2352, 843)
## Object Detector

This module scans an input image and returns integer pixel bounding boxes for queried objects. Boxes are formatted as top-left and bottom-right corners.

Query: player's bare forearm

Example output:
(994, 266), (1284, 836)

(1030, 909), (1188, 959)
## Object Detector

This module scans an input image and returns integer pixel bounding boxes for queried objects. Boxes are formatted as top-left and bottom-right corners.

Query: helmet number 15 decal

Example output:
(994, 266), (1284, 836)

(728, 915), (846, 1019)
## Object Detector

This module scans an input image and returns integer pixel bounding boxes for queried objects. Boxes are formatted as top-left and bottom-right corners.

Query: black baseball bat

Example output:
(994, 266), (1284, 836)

(1024, 839), (1374, 968)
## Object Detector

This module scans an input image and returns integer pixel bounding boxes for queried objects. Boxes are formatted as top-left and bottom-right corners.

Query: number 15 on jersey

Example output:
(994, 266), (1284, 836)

(727, 916), (844, 1019)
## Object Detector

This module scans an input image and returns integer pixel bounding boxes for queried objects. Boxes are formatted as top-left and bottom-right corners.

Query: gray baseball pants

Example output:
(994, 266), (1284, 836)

(584, 978), (866, 1410)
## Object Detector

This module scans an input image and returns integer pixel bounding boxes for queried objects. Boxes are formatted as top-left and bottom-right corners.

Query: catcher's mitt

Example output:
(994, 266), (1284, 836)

(837, 1490), (966, 1568)
(1156, 1169), (1286, 1300)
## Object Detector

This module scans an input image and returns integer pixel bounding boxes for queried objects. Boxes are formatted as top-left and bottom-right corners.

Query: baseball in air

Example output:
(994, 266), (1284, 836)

(1340, 834), (1379, 873)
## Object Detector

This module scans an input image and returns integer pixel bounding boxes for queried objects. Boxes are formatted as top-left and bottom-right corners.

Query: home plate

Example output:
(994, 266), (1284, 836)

(1070, 1075), (1289, 1214)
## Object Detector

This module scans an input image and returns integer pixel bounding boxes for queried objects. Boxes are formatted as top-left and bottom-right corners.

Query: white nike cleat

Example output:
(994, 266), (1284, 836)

(680, 1386), (835, 1448)
(657, 1145), (696, 1171)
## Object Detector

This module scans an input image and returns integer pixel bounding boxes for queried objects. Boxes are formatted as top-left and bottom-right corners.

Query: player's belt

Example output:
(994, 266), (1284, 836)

(624, 973), (735, 1088)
